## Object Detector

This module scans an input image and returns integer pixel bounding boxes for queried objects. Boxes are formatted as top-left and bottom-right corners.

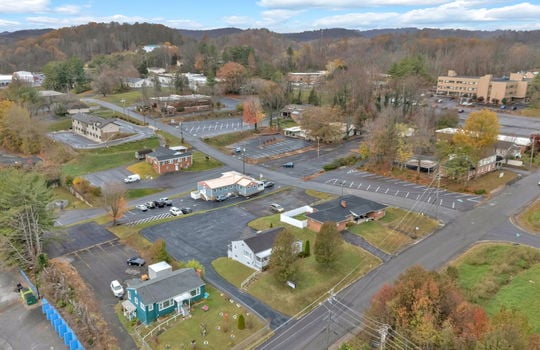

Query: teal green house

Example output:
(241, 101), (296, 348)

(124, 267), (206, 324)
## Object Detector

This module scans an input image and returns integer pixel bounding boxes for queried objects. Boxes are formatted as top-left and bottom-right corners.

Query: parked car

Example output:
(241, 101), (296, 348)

(169, 207), (183, 216)
(126, 256), (146, 266)
(458, 109), (464, 113)
(145, 201), (156, 209)
(270, 203), (284, 213)
(181, 207), (192, 214)
(282, 162), (294, 168)
(158, 197), (173, 206)
(500, 105), (506, 109)
(124, 174), (141, 183)
(135, 204), (147, 212)
(215, 194), (229, 202)
(263, 180), (275, 188)
(110, 280), (124, 298)
(154, 200), (165, 208)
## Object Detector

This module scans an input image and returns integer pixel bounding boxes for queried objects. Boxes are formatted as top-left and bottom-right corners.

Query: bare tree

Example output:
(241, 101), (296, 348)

(300, 106), (344, 143)
(101, 183), (127, 226)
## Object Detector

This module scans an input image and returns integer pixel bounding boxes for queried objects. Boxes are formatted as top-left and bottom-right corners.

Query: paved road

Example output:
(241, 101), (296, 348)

(78, 99), (540, 349)
(258, 173), (540, 350)
(457, 107), (540, 137)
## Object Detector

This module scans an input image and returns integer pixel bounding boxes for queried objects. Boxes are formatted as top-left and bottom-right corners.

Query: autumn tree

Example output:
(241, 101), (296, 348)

(243, 97), (264, 131)
(268, 229), (298, 283)
(259, 80), (286, 128)
(364, 266), (490, 348)
(300, 106), (344, 143)
(527, 73), (540, 107)
(452, 109), (500, 155)
(101, 183), (127, 226)
(1, 79), (43, 117)
(314, 221), (342, 266)
(150, 239), (172, 264)
(0, 168), (54, 270)
(216, 61), (247, 94)
(0, 104), (44, 154)
(360, 107), (402, 168)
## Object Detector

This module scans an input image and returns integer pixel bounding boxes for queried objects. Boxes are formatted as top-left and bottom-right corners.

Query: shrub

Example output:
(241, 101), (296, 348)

(237, 314), (245, 330)
(474, 189), (487, 195)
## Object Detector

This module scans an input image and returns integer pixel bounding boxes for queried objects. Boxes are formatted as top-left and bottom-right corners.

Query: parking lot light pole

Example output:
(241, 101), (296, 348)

(242, 148), (246, 174)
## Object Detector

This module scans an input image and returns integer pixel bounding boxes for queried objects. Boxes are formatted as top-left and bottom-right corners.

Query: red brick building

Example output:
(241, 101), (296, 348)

(145, 146), (192, 175)
(306, 195), (386, 233)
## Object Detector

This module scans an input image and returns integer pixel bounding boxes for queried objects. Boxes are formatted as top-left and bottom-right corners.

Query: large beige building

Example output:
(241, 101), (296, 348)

(436, 70), (536, 103)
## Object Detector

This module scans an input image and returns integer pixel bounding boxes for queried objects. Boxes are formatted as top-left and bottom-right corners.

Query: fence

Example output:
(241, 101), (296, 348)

(19, 270), (84, 350)
(41, 299), (85, 350)
(280, 205), (312, 228)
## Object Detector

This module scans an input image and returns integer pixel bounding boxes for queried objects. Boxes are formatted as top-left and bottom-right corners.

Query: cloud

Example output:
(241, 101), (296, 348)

(0, 0), (49, 13)
(312, 1), (540, 30)
(165, 19), (204, 29)
(0, 19), (19, 26)
(54, 5), (80, 15)
(223, 16), (252, 26)
(258, 0), (447, 9)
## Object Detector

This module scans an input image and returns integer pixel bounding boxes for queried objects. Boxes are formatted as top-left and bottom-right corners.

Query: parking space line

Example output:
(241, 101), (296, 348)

(452, 202), (455, 209)
(376, 186), (380, 192)
(385, 188), (389, 194)
(395, 190), (399, 195)
(366, 185), (371, 191)
(406, 192), (409, 198)
(349, 182), (354, 188)
(357, 183), (362, 189)
(427, 196), (431, 203)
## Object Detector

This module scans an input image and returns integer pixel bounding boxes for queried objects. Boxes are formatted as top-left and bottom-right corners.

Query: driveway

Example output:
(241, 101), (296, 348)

(45, 222), (138, 350)
(0, 269), (67, 350)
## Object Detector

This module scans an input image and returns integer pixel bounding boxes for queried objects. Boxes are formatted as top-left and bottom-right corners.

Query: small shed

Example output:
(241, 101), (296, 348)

(148, 261), (172, 280)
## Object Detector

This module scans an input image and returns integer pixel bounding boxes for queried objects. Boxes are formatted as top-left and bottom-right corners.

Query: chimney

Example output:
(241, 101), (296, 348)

(340, 200), (347, 208)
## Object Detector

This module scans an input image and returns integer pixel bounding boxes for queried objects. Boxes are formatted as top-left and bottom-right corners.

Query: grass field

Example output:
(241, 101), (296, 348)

(445, 169), (518, 194)
(516, 199), (540, 234)
(212, 258), (256, 288)
(247, 242), (380, 316)
(450, 243), (540, 332)
(99, 90), (142, 106)
(62, 137), (160, 177)
(347, 207), (439, 253)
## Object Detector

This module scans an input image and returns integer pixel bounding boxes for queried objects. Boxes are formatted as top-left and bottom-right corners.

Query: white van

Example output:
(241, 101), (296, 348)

(124, 174), (141, 183)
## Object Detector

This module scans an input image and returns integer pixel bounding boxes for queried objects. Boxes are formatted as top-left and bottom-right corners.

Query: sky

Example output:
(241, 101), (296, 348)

(1, 0), (540, 33)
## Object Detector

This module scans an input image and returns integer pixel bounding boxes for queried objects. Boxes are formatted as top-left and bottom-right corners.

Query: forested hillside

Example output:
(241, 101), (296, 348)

(1, 22), (540, 80)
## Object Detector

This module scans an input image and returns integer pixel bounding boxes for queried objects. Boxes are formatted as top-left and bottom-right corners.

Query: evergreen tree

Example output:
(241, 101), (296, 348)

(304, 240), (310, 257)
(237, 314), (245, 330)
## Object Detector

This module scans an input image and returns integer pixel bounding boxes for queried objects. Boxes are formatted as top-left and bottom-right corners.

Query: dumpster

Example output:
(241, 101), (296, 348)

(20, 287), (37, 305)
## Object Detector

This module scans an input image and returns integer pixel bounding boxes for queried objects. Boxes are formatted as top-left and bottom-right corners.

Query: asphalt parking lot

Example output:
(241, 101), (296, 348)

(45, 222), (138, 350)
(231, 134), (312, 160)
(0, 269), (67, 350)
(314, 168), (482, 211)
(180, 117), (252, 138)
(140, 188), (315, 264)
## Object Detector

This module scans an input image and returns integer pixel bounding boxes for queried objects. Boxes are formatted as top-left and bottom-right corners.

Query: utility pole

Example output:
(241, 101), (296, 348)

(378, 324), (390, 350)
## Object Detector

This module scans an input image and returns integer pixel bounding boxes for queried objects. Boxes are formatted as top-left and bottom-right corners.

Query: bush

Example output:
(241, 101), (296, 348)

(237, 314), (245, 330)
(474, 189), (487, 195)
(323, 155), (360, 171)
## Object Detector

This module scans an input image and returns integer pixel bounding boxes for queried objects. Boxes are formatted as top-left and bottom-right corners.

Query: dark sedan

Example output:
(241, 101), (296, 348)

(126, 257), (146, 266)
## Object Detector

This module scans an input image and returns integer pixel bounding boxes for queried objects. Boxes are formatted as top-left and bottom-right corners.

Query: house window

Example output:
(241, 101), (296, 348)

(148, 304), (153, 311)
(140, 301), (144, 309)
(243, 250), (251, 258)
(127, 290), (131, 299)
(134, 297), (138, 305)
(190, 287), (200, 297)
(158, 299), (173, 311)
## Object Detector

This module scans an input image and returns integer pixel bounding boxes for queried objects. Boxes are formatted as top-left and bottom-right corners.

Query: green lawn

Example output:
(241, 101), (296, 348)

(186, 150), (223, 172)
(248, 243), (380, 316)
(347, 221), (412, 254)
(484, 264), (540, 333)
(125, 188), (164, 200)
(61, 137), (160, 177)
(99, 90), (142, 106)
(516, 200), (540, 234)
(47, 118), (72, 131)
(245, 216), (381, 316)
(212, 258), (256, 288)
(380, 207), (440, 239)
(450, 243), (540, 332)
(149, 285), (267, 350)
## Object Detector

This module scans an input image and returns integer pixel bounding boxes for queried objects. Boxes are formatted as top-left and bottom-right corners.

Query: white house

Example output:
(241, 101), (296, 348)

(193, 171), (264, 201)
(0, 74), (12, 87)
(227, 228), (302, 271)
